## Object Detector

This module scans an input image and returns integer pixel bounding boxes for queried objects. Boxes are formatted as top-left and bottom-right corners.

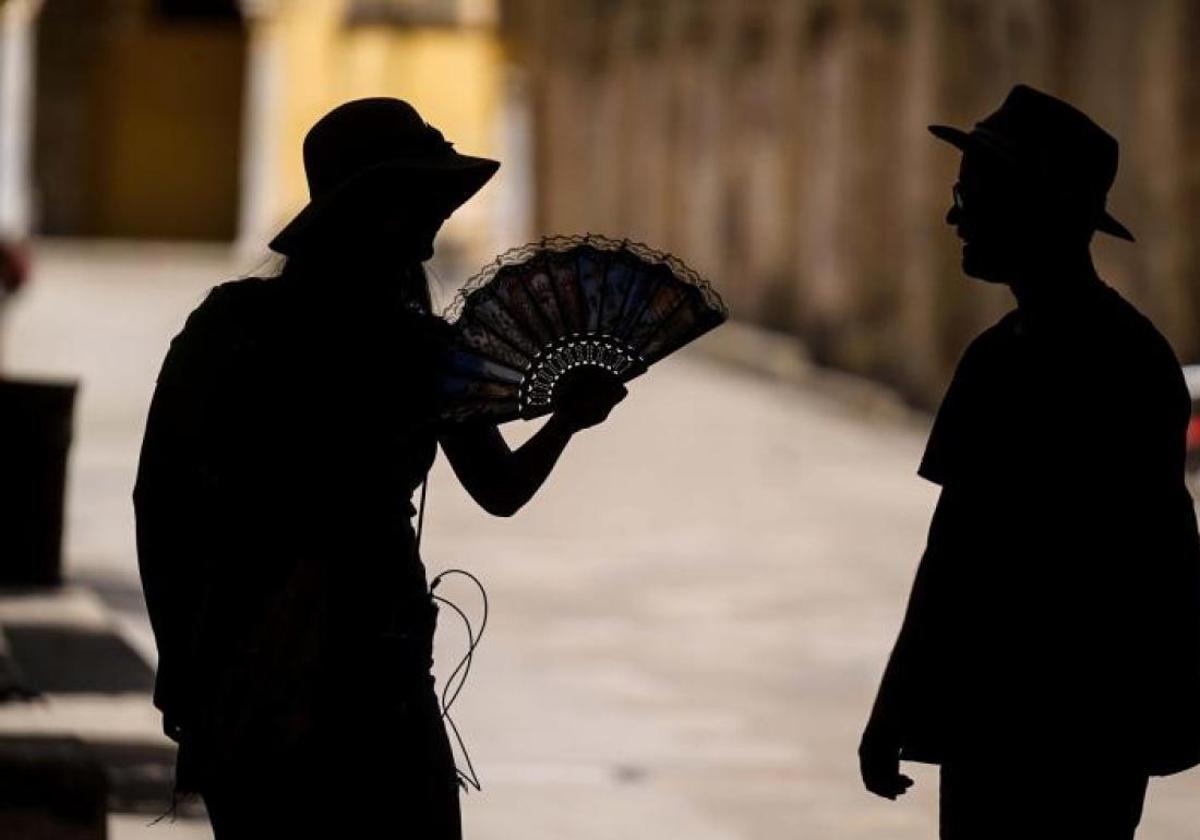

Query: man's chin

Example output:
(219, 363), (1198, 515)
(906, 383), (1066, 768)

(961, 247), (1007, 284)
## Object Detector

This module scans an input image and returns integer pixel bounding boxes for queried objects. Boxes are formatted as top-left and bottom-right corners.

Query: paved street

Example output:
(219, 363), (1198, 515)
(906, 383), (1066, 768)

(4, 242), (1200, 838)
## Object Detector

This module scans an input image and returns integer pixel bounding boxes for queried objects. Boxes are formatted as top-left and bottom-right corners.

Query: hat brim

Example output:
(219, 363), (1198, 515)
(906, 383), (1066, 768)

(928, 123), (972, 151)
(268, 153), (500, 254)
(927, 124), (1135, 242)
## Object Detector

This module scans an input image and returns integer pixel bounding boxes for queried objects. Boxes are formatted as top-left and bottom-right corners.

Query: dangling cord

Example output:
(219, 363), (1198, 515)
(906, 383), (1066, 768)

(430, 568), (488, 792)
(416, 476), (428, 553)
(433, 569), (489, 714)
(415, 475), (490, 792)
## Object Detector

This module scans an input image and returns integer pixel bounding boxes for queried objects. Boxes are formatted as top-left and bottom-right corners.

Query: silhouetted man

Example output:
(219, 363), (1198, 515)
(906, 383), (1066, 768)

(859, 85), (1200, 839)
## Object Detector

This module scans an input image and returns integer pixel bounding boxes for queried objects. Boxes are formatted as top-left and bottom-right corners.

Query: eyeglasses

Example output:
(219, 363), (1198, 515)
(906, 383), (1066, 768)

(952, 183), (966, 212)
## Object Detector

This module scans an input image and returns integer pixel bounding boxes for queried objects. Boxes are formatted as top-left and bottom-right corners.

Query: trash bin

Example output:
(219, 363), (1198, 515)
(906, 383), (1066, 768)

(0, 378), (78, 587)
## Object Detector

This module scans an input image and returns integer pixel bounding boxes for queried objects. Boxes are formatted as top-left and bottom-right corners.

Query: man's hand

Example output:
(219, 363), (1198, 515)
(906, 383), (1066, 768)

(551, 367), (627, 432)
(859, 726), (914, 800)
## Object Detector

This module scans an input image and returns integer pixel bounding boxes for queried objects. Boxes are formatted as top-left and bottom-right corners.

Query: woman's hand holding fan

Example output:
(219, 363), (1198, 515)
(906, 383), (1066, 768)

(439, 234), (727, 426)
(551, 367), (628, 432)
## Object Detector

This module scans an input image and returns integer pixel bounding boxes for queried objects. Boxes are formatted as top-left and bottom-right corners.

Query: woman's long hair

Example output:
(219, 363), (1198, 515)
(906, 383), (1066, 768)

(402, 262), (435, 314)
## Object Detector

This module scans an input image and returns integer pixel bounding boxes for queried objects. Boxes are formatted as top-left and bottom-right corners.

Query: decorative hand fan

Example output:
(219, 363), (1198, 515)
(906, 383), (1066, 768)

(439, 234), (728, 424)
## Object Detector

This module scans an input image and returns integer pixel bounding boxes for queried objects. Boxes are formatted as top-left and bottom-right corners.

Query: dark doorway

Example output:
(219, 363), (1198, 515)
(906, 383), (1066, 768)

(33, 0), (247, 240)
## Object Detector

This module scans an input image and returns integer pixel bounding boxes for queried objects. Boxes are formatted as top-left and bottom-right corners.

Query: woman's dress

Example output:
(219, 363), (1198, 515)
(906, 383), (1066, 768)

(134, 269), (461, 836)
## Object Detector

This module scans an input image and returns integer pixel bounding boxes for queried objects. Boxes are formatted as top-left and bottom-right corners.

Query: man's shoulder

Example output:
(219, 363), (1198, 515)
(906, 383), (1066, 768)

(1100, 283), (1173, 342)
(977, 310), (1021, 343)
(1088, 285), (1183, 386)
(955, 310), (1021, 369)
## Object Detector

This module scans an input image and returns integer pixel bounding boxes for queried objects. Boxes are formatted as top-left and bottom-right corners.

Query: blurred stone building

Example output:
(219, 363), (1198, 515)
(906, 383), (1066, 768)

(0, 0), (517, 269)
(502, 0), (1200, 406)
(4, 0), (1200, 406)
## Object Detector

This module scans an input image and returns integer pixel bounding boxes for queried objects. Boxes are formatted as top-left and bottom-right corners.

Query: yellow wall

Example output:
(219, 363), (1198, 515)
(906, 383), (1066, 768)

(94, 20), (246, 239)
(268, 0), (504, 261)
(34, 0), (246, 239)
(34, 0), (502, 249)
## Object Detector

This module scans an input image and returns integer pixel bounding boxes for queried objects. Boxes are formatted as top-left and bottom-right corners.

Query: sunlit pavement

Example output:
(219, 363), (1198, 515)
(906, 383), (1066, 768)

(5, 241), (1200, 839)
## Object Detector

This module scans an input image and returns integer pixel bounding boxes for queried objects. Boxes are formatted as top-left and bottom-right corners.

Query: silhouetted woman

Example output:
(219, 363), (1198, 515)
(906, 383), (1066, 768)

(134, 98), (625, 838)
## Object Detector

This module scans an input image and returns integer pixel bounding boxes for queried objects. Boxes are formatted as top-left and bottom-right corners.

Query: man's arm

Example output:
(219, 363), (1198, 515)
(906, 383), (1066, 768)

(860, 485), (966, 798)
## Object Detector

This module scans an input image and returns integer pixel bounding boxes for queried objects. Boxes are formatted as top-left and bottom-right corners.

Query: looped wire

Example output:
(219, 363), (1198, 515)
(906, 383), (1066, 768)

(430, 568), (488, 792)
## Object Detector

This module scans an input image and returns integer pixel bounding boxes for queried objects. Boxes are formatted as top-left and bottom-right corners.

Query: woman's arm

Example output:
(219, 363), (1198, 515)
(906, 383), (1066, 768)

(440, 415), (576, 517)
(439, 368), (626, 517)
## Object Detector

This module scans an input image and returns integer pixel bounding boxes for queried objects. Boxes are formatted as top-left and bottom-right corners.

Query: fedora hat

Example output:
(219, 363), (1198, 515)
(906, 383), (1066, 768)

(269, 97), (500, 254)
(929, 84), (1134, 242)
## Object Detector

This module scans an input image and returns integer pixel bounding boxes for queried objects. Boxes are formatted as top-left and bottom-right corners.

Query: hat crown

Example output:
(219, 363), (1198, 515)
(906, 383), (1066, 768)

(974, 85), (1119, 200)
(301, 97), (453, 199)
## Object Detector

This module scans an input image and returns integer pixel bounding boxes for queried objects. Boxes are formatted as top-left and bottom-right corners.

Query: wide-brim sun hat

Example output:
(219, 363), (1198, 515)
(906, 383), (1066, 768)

(269, 97), (500, 255)
(929, 84), (1134, 242)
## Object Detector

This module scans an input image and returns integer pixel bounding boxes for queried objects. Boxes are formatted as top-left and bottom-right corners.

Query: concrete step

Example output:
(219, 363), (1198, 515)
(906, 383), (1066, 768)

(0, 586), (185, 819)
(0, 735), (107, 840)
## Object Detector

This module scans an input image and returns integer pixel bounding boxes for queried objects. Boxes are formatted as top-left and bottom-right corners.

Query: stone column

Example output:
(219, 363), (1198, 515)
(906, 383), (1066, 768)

(0, 0), (42, 236)
(493, 63), (535, 253)
(237, 0), (285, 254)
(723, 0), (792, 324)
(1128, 0), (1191, 350)
(614, 0), (672, 248)
(1175, 0), (1200, 360)
(793, 0), (853, 367)
(667, 0), (728, 286)
(837, 0), (914, 382)
(530, 0), (605, 236)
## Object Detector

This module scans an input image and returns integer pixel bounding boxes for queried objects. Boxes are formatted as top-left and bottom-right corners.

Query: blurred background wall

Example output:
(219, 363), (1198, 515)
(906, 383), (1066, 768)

(3, 0), (1200, 406)
(0, 0), (515, 268)
(32, 0), (247, 239)
(503, 0), (1200, 407)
